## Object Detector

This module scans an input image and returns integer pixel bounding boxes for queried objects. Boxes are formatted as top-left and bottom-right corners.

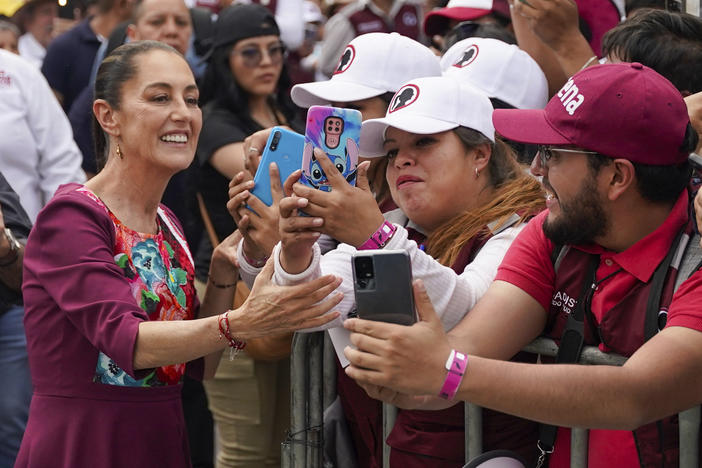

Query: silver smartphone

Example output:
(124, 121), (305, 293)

(351, 250), (416, 325)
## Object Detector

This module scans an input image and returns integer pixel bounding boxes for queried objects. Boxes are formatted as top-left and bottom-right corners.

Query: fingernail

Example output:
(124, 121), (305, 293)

(298, 198), (308, 206)
(312, 218), (323, 226)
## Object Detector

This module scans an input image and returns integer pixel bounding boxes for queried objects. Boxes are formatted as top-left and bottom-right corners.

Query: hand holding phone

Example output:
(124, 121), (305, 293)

(301, 106), (362, 192)
(249, 127), (305, 208)
(352, 250), (416, 326)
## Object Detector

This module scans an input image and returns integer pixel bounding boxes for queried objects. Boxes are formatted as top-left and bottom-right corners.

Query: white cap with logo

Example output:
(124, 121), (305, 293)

(291, 32), (441, 108)
(360, 76), (495, 157)
(441, 38), (548, 110)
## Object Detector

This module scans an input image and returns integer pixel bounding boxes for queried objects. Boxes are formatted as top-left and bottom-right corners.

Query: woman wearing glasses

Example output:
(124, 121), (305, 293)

(195, 4), (297, 467)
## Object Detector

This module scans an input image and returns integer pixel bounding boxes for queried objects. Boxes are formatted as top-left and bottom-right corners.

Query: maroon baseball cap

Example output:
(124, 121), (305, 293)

(492, 62), (690, 166)
(423, 0), (510, 36)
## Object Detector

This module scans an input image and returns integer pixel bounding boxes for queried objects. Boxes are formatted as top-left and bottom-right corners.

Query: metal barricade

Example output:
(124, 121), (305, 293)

(381, 337), (700, 468)
(287, 336), (700, 468)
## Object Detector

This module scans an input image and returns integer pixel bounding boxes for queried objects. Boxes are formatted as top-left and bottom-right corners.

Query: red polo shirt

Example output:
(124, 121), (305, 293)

(495, 191), (702, 468)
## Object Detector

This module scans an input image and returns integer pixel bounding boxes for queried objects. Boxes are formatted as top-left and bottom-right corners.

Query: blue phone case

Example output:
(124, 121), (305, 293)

(248, 127), (305, 209)
(300, 106), (362, 192)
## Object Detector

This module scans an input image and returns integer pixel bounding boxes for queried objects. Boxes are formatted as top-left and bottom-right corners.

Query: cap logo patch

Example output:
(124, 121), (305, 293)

(556, 77), (585, 116)
(334, 45), (356, 75)
(389, 84), (420, 113)
(452, 44), (479, 68)
(402, 11), (418, 26)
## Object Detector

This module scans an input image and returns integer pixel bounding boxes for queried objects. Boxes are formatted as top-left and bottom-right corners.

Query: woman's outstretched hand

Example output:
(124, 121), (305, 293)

(228, 258), (343, 339)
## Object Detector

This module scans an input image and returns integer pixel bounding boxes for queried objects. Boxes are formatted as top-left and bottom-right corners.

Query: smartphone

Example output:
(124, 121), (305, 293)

(352, 250), (417, 326)
(690, 153), (702, 171)
(300, 105), (362, 192)
(248, 127), (305, 209)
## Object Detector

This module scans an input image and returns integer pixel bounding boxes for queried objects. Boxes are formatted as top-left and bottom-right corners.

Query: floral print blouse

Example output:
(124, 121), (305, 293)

(77, 187), (197, 387)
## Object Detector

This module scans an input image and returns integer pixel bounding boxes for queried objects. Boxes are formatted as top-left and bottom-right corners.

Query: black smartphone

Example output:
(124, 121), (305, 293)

(352, 250), (416, 326)
(689, 153), (702, 171)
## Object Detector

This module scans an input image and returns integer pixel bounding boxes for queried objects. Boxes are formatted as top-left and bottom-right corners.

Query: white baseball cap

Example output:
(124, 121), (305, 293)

(360, 76), (495, 157)
(291, 32), (441, 108)
(302, 0), (324, 23)
(441, 38), (548, 110)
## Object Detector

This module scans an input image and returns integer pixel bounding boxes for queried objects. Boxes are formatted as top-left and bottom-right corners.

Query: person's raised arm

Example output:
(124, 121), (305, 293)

(209, 142), (248, 180)
(510, 0), (595, 93)
(347, 277), (702, 430)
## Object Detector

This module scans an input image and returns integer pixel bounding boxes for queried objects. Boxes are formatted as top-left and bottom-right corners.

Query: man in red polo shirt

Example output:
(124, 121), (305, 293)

(343, 62), (702, 467)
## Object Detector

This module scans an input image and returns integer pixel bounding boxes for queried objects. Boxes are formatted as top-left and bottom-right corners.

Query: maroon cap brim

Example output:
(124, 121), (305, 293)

(423, 7), (491, 36)
(492, 108), (572, 145)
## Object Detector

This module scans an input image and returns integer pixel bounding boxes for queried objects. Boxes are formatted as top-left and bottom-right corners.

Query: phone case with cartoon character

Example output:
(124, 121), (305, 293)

(300, 106), (362, 192)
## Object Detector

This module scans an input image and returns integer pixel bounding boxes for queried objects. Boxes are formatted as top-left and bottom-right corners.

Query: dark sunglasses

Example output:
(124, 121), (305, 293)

(231, 43), (287, 68)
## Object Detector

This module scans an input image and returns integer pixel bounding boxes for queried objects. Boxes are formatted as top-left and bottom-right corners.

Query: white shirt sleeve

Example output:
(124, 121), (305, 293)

(274, 0), (305, 50)
(22, 62), (85, 212)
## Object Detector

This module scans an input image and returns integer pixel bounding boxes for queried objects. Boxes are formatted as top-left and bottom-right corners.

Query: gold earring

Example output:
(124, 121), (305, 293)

(116, 143), (123, 160)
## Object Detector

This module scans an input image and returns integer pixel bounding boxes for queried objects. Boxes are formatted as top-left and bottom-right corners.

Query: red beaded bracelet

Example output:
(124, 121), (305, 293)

(218, 311), (246, 360)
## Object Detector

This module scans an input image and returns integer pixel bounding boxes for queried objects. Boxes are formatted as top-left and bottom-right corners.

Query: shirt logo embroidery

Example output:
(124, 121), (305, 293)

(0, 71), (11, 87)
(552, 290), (577, 315)
(357, 20), (384, 33)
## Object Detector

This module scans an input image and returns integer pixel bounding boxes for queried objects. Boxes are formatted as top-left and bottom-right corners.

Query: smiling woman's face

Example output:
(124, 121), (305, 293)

(112, 49), (202, 174)
(384, 127), (482, 232)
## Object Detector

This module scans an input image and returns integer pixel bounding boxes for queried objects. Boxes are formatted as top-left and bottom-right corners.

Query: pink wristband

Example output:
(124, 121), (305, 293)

(439, 349), (468, 400)
(358, 221), (397, 250)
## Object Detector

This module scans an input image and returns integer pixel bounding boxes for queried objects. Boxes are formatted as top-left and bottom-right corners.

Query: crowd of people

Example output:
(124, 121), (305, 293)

(1, 0), (702, 467)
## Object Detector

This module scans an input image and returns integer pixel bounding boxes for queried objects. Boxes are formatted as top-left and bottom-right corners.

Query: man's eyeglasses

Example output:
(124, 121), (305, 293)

(231, 43), (287, 68)
(537, 145), (599, 167)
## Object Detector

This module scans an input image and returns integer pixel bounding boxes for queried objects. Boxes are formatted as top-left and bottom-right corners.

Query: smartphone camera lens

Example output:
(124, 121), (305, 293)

(270, 131), (281, 151)
(354, 256), (374, 289)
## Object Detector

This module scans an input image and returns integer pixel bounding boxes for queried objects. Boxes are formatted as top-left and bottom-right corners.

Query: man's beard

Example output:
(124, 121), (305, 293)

(542, 175), (609, 245)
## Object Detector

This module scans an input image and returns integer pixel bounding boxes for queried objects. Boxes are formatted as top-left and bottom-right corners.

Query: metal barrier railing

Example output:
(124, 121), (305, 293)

(385, 337), (700, 468)
(284, 333), (701, 468)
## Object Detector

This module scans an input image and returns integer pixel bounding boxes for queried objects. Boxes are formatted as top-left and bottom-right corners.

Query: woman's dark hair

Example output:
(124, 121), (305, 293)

(426, 127), (545, 266)
(602, 9), (702, 94)
(92, 40), (178, 171)
(198, 41), (297, 126)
